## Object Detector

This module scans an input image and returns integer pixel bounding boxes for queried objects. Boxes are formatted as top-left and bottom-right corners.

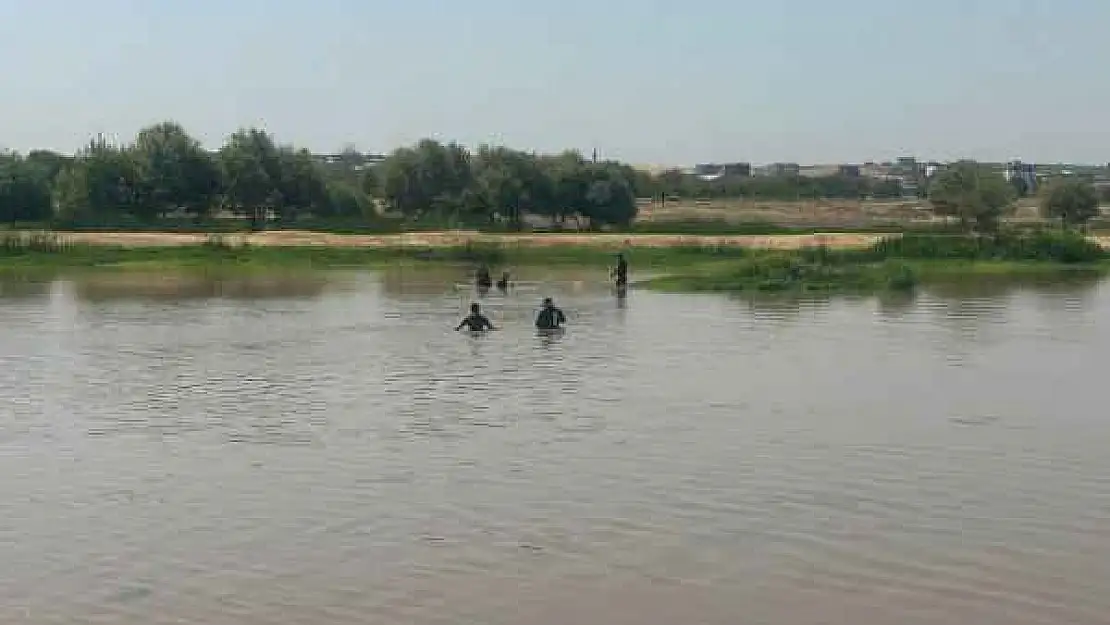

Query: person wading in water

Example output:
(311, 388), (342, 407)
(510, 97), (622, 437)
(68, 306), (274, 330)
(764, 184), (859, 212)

(456, 303), (495, 332)
(476, 264), (493, 291)
(613, 253), (629, 289)
(534, 297), (567, 330)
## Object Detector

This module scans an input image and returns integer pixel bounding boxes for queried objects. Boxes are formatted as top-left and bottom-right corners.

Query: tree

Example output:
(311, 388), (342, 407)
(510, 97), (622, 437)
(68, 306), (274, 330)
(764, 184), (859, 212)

(469, 145), (554, 228)
(1040, 178), (1100, 227)
(869, 178), (904, 199)
(218, 129), (281, 228)
(24, 150), (69, 183)
(377, 139), (472, 219)
(539, 151), (589, 224)
(585, 179), (637, 227)
(131, 121), (222, 221)
(54, 137), (141, 223)
(272, 147), (329, 222)
(319, 182), (370, 219)
(927, 161), (1015, 233)
(0, 153), (54, 224)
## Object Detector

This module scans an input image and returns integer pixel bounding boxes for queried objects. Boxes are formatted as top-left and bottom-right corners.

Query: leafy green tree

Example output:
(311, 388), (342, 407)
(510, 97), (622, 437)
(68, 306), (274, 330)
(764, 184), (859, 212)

(469, 146), (555, 228)
(319, 182), (370, 219)
(54, 137), (141, 223)
(1040, 178), (1100, 227)
(24, 150), (69, 184)
(582, 174), (637, 227)
(928, 161), (1015, 233)
(219, 129), (282, 228)
(0, 153), (54, 224)
(869, 178), (904, 199)
(377, 139), (472, 219)
(272, 147), (330, 222)
(131, 122), (222, 221)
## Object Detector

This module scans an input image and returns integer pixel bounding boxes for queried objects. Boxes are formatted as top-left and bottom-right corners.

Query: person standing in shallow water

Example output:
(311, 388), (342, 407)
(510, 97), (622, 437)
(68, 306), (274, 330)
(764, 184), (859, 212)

(535, 297), (567, 330)
(456, 303), (495, 332)
(613, 253), (629, 289)
(476, 264), (492, 291)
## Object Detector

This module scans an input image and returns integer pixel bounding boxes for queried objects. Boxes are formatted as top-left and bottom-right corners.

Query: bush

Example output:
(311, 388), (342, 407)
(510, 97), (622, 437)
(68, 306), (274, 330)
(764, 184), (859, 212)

(0, 231), (70, 255)
(870, 230), (1104, 264)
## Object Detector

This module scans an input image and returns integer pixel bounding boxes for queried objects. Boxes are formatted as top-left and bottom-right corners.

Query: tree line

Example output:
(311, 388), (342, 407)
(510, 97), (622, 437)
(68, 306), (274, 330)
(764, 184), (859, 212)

(0, 121), (1104, 231)
(927, 160), (1102, 233)
(0, 124), (373, 228)
(0, 122), (643, 229)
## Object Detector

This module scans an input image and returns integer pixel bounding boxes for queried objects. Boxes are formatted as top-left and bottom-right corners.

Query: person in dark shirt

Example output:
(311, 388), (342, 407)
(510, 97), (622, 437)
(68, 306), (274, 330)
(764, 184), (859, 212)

(495, 271), (510, 291)
(613, 253), (628, 288)
(456, 303), (495, 332)
(476, 265), (493, 291)
(534, 297), (567, 330)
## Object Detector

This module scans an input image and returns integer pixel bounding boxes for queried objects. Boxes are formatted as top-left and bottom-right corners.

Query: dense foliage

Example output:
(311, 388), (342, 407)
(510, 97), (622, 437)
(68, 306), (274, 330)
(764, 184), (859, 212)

(926, 161), (1016, 233)
(1, 122), (1104, 234)
(0, 121), (919, 232)
(1040, 178), (1100, 227)
(0, 123), (647, 229)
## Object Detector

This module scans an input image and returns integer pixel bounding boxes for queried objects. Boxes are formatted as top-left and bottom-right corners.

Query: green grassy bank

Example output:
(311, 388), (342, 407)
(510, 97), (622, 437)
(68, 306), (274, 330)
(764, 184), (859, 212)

(1, 230), (1106, 295)
(637, 230), (1110, 293)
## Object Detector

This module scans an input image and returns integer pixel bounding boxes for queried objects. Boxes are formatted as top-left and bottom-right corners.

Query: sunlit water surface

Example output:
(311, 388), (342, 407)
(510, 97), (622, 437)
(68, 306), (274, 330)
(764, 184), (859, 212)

(1, 267), (1109, 625)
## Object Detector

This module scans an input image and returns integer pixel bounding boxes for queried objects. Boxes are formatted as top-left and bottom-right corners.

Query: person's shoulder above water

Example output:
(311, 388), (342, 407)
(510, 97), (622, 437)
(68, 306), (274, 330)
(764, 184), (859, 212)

(535, 297), (566, 329)
(456, 303), (496, 331)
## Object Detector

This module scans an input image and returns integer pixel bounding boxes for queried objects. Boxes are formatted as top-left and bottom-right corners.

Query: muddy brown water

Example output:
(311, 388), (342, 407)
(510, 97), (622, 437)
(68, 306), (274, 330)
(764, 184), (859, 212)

(2, 267), (1109, 625)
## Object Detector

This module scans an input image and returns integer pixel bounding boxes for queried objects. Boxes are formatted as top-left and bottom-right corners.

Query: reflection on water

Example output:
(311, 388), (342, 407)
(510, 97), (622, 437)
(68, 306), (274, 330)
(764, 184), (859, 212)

(0, 277), (51, 300)
(71, 270), (337, 302)
(2, 268), (1110, 625)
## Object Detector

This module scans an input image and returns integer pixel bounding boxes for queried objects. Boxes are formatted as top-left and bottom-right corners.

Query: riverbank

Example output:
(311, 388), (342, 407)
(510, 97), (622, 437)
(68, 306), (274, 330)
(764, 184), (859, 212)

(2, 230), (1107, 295)
(44, 229), (896, 250)
(0, 230), (894, 275)
(636, 230), (1110, 293)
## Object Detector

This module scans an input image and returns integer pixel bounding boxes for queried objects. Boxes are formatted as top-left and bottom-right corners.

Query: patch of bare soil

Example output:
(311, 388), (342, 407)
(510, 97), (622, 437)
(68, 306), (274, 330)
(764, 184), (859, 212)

(57, 230), (892, 250)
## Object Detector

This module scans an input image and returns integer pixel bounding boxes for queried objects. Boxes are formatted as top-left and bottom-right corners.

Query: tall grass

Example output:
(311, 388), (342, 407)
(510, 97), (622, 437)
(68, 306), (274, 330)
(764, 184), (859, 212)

(0, 232), (73, 255)
(868, 229), (1104, 263)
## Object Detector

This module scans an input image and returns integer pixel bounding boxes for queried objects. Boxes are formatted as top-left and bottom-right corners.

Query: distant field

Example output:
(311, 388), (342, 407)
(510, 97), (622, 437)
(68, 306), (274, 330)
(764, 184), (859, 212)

(634, 197), (1050, 227)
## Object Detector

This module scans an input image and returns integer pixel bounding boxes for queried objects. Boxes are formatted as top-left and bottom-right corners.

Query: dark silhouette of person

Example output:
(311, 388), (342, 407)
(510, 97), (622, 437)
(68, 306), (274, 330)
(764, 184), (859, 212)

(535, 297), (567, 330)
(613, 253), (628, 288)
(476, 264), (492, 291)
(456, 302), (495, 331)
(495, 271), (510, 291)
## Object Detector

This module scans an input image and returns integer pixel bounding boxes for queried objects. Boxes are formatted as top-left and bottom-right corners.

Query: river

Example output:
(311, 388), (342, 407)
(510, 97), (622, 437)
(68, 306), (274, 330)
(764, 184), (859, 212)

(1, 267), (1108, 625)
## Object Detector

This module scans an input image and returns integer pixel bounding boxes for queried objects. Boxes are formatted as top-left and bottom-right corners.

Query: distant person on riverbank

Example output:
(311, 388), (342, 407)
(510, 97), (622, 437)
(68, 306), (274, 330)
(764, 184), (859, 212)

(535, 297), (566, 330)
(613, 253), (628, 288)
(456, 303), (495, 332)
(496, 271), (510, 291)
(476, 264), (492, 291)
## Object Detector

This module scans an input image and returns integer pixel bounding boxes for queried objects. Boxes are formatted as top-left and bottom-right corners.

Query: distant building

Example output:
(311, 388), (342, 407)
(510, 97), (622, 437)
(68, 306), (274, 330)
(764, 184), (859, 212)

(760, 162), (800, 177)
(314, 152), (386, 171)
(838, 164), (861, 178)
(1003, 159), (1037, 193)
(799, 165), (840, 178)
(692, 162), (751, 180)
(919, 161), (943, 179)
(722, 162), (752, 177)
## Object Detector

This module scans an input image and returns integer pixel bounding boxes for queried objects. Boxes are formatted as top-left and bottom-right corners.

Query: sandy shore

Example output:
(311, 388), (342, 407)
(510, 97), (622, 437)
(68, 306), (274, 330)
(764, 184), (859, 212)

(52, 230), (894, 250)
(29, 230), (1110, 250)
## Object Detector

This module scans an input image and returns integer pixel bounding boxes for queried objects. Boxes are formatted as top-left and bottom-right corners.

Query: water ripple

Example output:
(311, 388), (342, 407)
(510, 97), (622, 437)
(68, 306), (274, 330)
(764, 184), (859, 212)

(1, 271), (1109, 624)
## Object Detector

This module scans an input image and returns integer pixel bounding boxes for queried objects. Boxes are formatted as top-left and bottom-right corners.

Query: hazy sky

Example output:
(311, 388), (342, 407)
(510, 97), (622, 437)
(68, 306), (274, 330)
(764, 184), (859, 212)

(1, 0), (1107, 165)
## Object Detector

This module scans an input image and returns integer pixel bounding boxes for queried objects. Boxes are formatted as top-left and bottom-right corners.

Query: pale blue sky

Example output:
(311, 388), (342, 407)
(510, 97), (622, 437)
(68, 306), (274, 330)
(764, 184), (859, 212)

(1, 0), (1107, 165)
